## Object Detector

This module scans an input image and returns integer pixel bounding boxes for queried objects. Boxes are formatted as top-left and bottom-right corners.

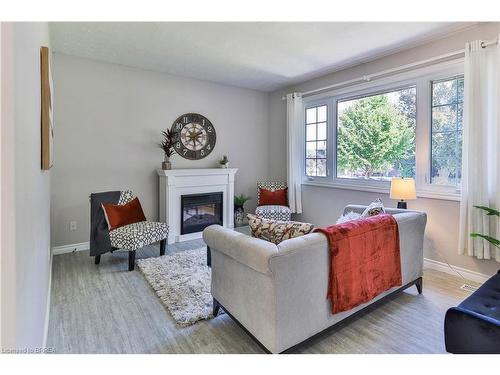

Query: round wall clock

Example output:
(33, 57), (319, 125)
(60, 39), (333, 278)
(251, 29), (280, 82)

(171, 113), (216, 160)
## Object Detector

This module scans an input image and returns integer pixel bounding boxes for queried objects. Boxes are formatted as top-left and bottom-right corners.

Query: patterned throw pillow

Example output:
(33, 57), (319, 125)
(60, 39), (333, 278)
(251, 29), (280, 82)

(247, 214), (314, 245)
(361, 198), (386, 217)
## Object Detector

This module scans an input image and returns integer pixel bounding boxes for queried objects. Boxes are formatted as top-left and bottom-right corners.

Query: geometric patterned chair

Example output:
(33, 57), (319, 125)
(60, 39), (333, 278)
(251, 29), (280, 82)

(92, 190), (169, 271)
(255, 181), (292, 221)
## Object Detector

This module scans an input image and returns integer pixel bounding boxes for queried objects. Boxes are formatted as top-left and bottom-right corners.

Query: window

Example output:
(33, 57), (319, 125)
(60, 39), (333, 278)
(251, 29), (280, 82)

(305, 105), (327, 177)
(430, 76), (464, 186)
(301, 62), (464, 200)
(336, 87), (416, 181)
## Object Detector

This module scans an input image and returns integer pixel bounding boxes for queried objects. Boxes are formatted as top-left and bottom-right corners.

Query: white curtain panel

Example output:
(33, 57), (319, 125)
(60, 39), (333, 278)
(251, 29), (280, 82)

(286, 93), (303, 214)
(458, 37), (500, 262)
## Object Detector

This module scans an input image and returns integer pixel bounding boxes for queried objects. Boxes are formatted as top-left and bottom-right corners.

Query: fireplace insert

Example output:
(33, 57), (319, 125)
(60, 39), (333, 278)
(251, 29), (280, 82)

(181, 192), (223, 235)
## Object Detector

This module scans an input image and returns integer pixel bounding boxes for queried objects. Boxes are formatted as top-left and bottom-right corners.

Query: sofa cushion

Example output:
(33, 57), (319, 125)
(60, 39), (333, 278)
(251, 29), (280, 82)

(247, 214), (314, 245)
(109, 221), (169, 251)
(255, 205), (292, 221)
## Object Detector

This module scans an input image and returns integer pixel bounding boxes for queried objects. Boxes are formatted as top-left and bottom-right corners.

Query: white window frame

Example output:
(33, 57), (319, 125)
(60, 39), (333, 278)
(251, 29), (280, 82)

(304, 100), (331, 178)
(428, 74), (464, 188)
(301, 60), (463, 201)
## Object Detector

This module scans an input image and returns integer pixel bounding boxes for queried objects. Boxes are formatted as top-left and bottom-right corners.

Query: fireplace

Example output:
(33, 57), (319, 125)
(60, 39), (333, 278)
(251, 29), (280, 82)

(158, 168), (237, 243)
(181, 192), (223, 235)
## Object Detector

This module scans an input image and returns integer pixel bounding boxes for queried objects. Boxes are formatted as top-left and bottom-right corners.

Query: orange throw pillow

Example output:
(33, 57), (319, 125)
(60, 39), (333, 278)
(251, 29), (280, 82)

(259, 187), (288, 206)
(102, 197), (146, 231)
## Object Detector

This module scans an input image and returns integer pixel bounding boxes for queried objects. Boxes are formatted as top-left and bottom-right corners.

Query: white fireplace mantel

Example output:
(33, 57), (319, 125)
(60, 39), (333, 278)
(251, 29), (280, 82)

(157, 168), (238, 243)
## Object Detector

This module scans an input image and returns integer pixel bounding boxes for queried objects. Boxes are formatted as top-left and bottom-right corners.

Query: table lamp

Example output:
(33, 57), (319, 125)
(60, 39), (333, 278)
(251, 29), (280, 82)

(390, 177), (416, 209)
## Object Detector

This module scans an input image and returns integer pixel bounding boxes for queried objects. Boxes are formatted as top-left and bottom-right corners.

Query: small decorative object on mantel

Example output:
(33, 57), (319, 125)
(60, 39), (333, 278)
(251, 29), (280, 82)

(219, 155), (229, 169)
(159, 129), (177, 170)
(234, 194), (251, 227)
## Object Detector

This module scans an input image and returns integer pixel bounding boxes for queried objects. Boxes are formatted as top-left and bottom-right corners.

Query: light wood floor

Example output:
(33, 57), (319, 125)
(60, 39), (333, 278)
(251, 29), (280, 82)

(47, 239), (477, 354)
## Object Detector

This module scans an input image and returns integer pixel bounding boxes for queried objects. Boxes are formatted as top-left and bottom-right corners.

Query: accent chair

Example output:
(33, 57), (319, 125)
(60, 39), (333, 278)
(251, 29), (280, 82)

(255, 181), (291, 221)
(90, 190), (169, 271)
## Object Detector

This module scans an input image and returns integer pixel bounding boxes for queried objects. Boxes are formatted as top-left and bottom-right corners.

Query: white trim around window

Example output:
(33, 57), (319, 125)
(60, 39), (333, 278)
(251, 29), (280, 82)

(302, 59), (463, 201)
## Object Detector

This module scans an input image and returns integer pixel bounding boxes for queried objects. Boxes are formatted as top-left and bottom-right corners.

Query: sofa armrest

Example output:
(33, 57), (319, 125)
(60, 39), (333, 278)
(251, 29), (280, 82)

(202, 225), (279, 275)
(343, 204), (416, 216)
(445, 307), (500, 353)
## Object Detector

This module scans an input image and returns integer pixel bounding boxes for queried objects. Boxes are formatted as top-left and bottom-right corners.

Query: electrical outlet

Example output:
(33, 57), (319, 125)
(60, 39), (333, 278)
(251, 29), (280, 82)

(69, 221), (77, 231)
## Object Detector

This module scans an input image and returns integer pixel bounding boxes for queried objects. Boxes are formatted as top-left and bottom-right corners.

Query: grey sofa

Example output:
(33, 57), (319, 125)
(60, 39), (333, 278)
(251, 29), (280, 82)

(203, 205), (427, 353)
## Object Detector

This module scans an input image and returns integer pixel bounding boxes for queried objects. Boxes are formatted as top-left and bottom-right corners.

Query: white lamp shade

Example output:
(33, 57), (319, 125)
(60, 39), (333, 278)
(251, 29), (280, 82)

(390, 178), (416, 200)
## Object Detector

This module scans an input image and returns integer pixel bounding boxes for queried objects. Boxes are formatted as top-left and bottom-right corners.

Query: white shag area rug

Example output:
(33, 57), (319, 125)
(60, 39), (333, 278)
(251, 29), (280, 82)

(136, 247), (223, 327)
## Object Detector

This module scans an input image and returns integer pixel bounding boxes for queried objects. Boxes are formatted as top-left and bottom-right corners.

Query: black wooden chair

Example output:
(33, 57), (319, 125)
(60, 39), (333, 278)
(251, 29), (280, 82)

(90, 190), (169, 271)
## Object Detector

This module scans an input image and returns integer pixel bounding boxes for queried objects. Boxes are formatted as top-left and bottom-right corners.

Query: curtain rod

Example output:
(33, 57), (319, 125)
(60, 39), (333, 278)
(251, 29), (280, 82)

(281, 49), (465, 100)
(281, 36), (499, 101)
(481, 36), (499, 48)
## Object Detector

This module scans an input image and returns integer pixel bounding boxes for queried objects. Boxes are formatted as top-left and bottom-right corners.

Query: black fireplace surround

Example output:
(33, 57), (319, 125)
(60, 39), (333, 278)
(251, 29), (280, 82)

(181, 192), (223, 235)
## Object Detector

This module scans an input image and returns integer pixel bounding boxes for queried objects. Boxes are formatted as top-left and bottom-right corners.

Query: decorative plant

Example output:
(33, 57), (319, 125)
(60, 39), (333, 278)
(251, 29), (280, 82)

(470, 205), (500, 248)
(234, 194), (251, 209)
(159, 129), (177, 158)
(219, 155), (229, 166)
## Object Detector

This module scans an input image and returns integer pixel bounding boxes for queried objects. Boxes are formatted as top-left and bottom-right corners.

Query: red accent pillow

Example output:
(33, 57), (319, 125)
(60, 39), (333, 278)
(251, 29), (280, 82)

(102, 197), (146, 231)
(259, 187), (288, 206)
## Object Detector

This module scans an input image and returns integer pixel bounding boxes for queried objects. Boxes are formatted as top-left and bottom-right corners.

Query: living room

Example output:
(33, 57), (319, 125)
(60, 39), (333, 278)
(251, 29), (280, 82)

(1, 1), (499, 372)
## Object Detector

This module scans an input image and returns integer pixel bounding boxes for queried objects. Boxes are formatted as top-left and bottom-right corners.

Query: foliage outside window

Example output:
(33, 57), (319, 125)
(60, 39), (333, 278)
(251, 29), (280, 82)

(305, 105), (327, 177)
(336, 87), (416, 181)
(302, 66), (464, 199)
(430, 76), (464, 186)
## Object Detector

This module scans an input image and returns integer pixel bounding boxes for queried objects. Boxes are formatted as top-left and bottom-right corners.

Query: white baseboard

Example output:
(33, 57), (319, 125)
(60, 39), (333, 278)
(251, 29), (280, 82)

(424, 258), (492, 284)
(52, 241), (89, 255)
(42, 247), (52, 348)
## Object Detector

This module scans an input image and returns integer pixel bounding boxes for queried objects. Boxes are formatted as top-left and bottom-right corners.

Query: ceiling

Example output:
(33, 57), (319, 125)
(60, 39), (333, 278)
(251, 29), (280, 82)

(50, 22), (474, 92)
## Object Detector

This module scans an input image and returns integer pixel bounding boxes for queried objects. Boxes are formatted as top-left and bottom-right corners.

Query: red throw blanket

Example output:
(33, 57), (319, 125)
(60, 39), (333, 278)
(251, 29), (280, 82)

(314, 214), (402, 314)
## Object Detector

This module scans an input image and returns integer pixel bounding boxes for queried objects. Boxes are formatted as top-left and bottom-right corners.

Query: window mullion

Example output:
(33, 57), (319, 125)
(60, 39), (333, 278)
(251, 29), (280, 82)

(415, 78), (430, 189)
(330, 98), (336, 182)
(429, 75), (463, 188)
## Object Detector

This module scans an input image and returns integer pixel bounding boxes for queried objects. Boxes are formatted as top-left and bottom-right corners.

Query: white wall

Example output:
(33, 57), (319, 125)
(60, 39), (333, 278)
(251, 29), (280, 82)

(1, 22), (52, 349)
(269, 22), (500, 277)
(0, 21), (17, 349)
(51, 54), (270, 247)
